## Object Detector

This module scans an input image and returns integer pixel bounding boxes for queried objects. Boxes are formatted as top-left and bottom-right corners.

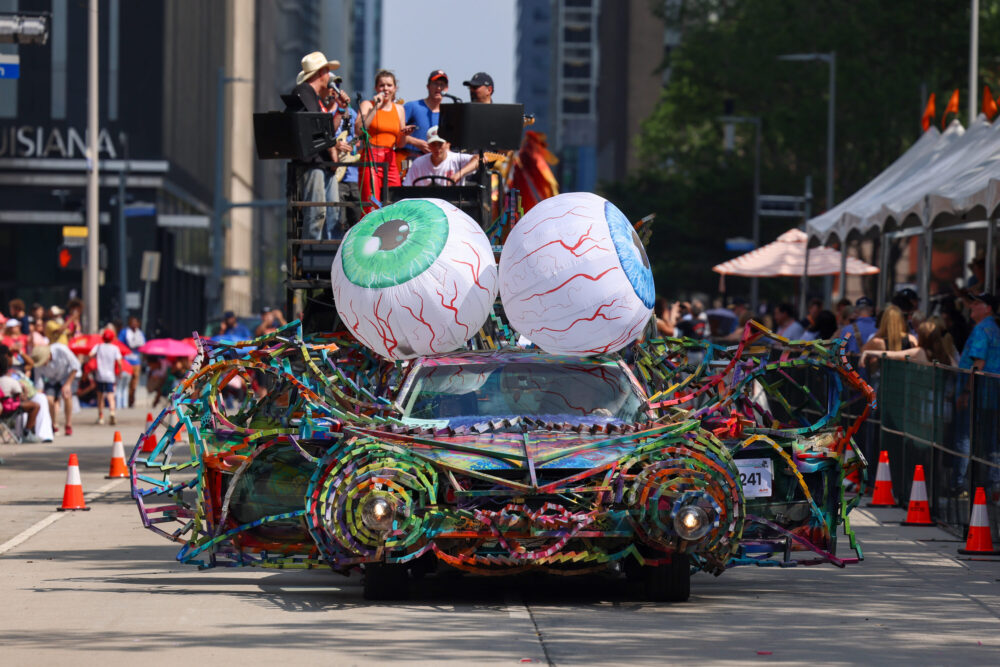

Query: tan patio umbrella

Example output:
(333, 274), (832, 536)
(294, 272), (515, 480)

(713, 228), (879, 278)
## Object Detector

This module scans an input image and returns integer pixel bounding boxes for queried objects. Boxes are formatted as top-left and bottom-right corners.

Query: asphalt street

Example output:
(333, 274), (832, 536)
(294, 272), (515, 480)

(2, 404), (999, 666)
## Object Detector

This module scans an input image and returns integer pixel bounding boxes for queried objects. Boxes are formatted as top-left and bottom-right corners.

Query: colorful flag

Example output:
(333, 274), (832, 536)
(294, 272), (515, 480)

(508, 131), (559, 212)
(983, 85), (998, 121)
(921, 93), (935, 132)
(941, 89), (959, 129)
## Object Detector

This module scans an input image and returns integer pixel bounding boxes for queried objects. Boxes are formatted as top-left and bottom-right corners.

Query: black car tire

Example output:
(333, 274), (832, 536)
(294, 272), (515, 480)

(645, 553), (690, 602)
(363, 562), (410, 600)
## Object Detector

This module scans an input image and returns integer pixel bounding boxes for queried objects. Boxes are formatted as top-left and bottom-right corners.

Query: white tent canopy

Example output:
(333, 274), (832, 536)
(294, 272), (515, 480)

(806, 115), (1000, 243)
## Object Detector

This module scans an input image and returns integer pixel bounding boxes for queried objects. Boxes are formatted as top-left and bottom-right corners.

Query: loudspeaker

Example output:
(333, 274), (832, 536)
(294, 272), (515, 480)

(388, 185), (485, 222)
(437, 103), (524, 152)
(298, 243), (340, 273)
(253, 111), (336, 160)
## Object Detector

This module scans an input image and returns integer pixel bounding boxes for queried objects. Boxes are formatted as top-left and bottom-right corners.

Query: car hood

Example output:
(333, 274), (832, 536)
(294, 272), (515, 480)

(345, 422), (687, 476)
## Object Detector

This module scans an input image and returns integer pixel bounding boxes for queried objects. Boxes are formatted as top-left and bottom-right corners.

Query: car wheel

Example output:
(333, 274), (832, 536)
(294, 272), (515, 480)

(645, 553), (690, 602)
(363, 562), (409, 600)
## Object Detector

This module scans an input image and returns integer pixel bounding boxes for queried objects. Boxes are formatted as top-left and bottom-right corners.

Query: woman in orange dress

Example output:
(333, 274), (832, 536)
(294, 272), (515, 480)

(357, 70), (414, 212)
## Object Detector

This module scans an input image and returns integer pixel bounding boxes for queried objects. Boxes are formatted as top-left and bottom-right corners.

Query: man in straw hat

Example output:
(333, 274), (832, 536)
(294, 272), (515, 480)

(289, 51), (344, 240)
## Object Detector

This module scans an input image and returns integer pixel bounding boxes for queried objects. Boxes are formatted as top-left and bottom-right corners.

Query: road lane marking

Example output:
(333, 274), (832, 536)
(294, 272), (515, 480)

(0, 478), (126, 556)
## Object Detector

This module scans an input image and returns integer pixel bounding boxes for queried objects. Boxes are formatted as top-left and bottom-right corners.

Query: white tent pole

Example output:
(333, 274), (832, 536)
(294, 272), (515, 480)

(970, 0), (979, 125)
(920, 197), (933, 309)
(800, 238), (810, 316)
(839, 237), (848, 301)
(920, 229), (933, 309)
(987, 215), (996, 293)
(877, 232), (889, 311)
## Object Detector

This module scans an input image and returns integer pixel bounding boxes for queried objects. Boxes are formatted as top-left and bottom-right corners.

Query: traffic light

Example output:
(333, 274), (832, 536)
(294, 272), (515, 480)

(57, 244), (83, 270)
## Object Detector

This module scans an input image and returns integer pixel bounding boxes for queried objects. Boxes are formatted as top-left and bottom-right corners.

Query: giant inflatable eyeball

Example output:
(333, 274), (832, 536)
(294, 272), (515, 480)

(331, 198), (498, 360)
(499, 192), (654, 356)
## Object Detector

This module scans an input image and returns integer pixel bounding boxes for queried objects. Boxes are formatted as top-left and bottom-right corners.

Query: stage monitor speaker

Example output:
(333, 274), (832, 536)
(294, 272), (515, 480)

(253, 111), (336, 160)
(388, 185), (485, 223)
(438, 103), (524, 152)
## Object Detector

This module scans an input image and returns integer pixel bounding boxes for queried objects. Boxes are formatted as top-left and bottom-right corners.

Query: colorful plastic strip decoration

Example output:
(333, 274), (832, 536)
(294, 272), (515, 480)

(131, 317), (873, 575)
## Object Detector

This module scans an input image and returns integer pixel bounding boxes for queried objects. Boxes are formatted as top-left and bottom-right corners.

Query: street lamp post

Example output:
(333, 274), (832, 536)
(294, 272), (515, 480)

(778, 52), (839, 300)
(85, 0), (99, 333)
(720, 115), (762, 310)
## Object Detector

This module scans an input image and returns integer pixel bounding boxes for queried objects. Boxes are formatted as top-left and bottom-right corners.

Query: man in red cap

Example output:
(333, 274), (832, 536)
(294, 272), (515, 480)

(90, 328), (123, 425)
(404, 69), (450, 159)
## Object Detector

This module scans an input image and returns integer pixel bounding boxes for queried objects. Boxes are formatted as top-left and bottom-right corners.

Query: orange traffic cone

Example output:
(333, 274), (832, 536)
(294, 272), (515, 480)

(869, 450), (895, 507)
(902, 465), (934, 525)
(958, 487), (1000, 555)
(106, 431), (128, 479)
(141, 433), (158, 453)
(57, 454), (90, 511)
(140, 413), (157, 452)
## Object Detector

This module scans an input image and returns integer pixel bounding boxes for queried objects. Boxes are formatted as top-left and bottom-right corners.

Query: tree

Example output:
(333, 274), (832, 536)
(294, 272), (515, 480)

(602, 0), (1000, 301)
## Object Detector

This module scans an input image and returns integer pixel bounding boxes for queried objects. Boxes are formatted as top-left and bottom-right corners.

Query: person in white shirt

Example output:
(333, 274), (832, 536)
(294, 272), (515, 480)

(30, 341), (81, 436)
(402, 126), (479, 186)
(90, 328), (123, 425)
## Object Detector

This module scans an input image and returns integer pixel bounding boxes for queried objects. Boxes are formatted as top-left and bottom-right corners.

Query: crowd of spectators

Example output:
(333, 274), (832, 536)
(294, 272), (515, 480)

(649, 286), (999, 376)
(0, 298), (154, 443)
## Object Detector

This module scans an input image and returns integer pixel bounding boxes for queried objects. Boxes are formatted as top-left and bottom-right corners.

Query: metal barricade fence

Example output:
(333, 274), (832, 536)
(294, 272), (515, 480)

(864, 357), (1000, 541)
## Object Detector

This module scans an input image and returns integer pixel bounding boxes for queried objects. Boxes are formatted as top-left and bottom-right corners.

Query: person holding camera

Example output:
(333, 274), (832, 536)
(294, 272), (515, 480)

(357, 70), (415, 212)
(322, 74), (358, 239)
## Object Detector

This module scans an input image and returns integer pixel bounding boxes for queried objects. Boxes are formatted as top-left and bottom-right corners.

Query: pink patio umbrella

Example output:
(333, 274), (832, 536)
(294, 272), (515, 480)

(138, 338), (198, 358)
(713, 228), (879, 279)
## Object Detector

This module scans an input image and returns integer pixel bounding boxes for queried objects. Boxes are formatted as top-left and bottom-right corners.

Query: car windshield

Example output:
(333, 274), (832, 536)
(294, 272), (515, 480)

(398, 360), (647, 426)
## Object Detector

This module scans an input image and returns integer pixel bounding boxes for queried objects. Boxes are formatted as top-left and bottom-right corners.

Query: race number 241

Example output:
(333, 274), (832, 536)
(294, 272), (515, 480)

(735, 458), (773, 498)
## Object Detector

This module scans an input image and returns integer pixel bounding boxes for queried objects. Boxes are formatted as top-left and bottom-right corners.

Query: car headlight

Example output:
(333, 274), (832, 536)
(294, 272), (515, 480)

(673, 505), (711, 541)
(361, 495), (396, 532)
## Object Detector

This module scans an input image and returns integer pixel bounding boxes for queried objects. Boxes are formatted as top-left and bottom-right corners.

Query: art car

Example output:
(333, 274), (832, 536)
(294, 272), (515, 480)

(131, 194), (874, 601)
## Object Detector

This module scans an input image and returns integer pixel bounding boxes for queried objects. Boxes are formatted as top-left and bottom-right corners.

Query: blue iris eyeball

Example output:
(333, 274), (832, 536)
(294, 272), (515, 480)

(605, 201), (654, 308)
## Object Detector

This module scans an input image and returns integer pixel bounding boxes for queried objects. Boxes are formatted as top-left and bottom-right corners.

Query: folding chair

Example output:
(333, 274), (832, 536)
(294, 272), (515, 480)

(0, 392), (24, 449)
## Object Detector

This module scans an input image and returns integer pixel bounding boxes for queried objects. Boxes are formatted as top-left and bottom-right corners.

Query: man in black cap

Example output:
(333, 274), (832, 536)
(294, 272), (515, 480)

(891, 286), (919, 315)
(836, 296), (877, 354)
(463, 72), (494, 103)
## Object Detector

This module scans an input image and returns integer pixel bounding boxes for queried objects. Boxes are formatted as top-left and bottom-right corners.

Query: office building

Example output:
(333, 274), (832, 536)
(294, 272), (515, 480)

(515, 0), (553, 136)
(0, 0), (357, 333)
(514, 0), (669, 188)
(596, 0), (669, 183)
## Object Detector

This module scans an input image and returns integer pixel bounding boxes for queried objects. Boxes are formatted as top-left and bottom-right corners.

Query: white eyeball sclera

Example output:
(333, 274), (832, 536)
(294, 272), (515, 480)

(498, 192), (654, 356)
(331, 198), (498, 360)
